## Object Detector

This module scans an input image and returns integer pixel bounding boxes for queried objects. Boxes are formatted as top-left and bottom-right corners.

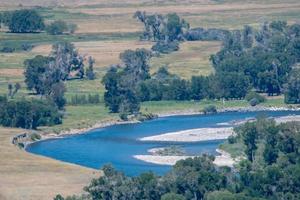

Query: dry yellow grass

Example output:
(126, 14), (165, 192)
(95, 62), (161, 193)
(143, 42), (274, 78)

(31, 40), (153, 69)
(68, 1), (300, 32)
(150, 41), (221, 78)
(0, 68), (24, 77)
(0, 127), (99, 200)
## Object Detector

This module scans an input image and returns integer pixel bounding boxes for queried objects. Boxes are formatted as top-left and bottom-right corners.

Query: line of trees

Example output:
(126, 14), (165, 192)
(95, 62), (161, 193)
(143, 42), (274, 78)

(69, 94), (100, 105)
(0, 96), (62, 129)
(55, 118), (300, 200)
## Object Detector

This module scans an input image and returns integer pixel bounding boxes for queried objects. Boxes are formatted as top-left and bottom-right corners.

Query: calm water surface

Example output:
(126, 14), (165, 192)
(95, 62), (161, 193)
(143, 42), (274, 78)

(26, 111), (300, 176)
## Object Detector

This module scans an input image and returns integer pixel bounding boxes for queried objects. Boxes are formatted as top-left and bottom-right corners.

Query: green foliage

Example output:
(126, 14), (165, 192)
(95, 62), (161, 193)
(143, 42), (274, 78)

(245, 91), (266, 106)
(235, 121), (259, 162)
(249, 98), (259, 106)
(203, 105), (217, 114)
(69, 94), (100, 105)
(46, 20), (68, 35)
(24, 42), (88, 109)
(211, 21), (300, 97)
(85, 56), (96, 80)
(5, 9), (45, 33)
(62, 120), (300, 199)
(206, 190), (261, 200)
(102, 49), (152, 114)
(134, 11), (189, 53)
(285, 69), (300, 104)
(134, 11), (189, 42)
(161, 193), (185, 200)
(30, 133), (41, 141)
(24, 55), (52, 95)
(136, 112), (157, 122)
(151, 41), (179, 54)
(0, 97), (62, 129)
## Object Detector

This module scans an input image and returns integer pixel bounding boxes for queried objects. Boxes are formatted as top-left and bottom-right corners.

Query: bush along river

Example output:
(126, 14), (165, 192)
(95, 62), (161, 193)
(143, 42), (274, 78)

(26, 111), (300, 176)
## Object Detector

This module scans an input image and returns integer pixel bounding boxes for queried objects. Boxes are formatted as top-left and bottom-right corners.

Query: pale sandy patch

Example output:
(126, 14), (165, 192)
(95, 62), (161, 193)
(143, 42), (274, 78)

(140, 127), (234, 142)
(73, 3), (300, 16)
(275, 115), (300, 123)
(0, 68), (24, 77)
(134, 149), (236, 167)
(30, 41), (153, 68)
(31, 44), (52, 55)
(74, 40), (153, 68)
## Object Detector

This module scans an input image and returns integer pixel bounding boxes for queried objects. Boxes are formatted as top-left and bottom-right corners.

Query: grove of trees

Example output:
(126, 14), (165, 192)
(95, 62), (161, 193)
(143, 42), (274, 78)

(134, 11), (189, 53)
(0, 96), (62, 129)
(103, 19), (300, 117)
(0, 9), (45, 33)
(24, 41), (95, 110)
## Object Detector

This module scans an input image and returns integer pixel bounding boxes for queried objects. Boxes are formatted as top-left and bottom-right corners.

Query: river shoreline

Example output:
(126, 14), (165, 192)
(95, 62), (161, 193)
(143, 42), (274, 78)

(24, 106), (300, 148)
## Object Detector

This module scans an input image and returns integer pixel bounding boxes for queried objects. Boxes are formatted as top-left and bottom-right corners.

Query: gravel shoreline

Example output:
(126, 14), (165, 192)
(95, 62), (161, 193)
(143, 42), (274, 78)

(133, 148), (238, 167)
(139, 127), (234, 142)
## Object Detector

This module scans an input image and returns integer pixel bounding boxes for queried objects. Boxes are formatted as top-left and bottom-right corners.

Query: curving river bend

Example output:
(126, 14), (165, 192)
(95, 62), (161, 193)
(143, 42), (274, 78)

(26, 111), (300, 176)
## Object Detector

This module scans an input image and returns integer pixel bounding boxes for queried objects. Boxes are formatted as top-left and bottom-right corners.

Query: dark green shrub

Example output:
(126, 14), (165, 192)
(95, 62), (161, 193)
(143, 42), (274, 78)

(228, 135), (237, 144)
(30, 133), (41, 141)
(151, 41), (179, 54)
(203, 105), (217, 114)
(245, 91), (266, 103)
(119, 112), (128, 121)
(249, 98), (259, 106)
(46, 20), (68, 35)
(0, 46), (15, 53)
(7, 9), (45, 33)
(161, 193), (185, 200)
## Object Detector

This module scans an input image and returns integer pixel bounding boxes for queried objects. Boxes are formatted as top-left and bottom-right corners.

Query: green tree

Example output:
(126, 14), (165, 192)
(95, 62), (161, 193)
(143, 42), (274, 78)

(102, 67), (121, 113)
(7, 9), (44, 33)
(46, 20), (68, 35)
(236, 122), (259, 162)
(285, 69), (300, 104)
(24, 55), (53, 95)
(85, 56), (96, 80)
(161, 193), (185, 200)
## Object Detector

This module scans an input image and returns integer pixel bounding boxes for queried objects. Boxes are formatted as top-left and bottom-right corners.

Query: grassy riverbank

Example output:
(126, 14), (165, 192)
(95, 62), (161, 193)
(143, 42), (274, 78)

(41, 96), (292, 133)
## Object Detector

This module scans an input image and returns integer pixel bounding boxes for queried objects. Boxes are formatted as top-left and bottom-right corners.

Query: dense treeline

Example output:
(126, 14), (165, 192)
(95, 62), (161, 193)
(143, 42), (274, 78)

(55, 119), (300, 200)
(211, 21), (300, 97)
(103, 20), (300, 116)
(0, 96), (62, 129)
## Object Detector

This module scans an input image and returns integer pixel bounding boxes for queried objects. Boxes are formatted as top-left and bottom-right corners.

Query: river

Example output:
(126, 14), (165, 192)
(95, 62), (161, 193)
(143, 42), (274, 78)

(26, 111), (300, 176)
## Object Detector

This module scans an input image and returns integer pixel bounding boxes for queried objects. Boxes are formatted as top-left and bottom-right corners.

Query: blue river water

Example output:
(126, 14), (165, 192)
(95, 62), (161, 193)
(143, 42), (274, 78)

(26, 111), (300, 176)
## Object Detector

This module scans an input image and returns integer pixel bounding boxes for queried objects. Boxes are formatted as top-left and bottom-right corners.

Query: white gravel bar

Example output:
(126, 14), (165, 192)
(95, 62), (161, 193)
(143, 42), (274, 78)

(139, 127), (234, 142)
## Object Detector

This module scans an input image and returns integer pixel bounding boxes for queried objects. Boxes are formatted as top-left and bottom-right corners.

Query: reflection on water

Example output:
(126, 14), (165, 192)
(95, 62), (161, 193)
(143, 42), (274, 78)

(26, 111), (300, 176)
